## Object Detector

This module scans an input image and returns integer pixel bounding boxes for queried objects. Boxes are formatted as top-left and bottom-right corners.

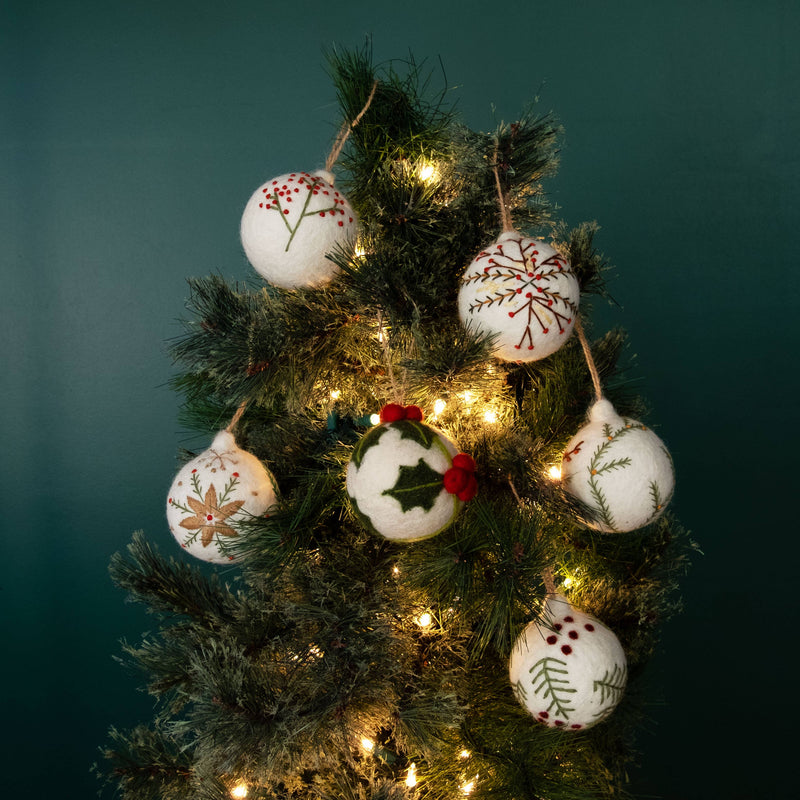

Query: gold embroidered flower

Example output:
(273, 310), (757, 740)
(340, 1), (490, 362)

(178, 485), (245, 546)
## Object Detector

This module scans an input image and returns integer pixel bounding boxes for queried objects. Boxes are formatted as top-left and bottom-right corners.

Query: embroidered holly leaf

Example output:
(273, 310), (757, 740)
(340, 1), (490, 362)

(382, 458), (443, 513)
(394, 419), (438, 449)
(351, 424), (390, 469)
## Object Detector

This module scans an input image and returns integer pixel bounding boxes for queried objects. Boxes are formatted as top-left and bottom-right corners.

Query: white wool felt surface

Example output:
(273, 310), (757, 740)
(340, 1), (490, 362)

(458, 231), (580, 362)
(240, 169), (357, 288)
(560, 399), (675, 533)
(346, 422), (460, 542)
(509, 594), (627, 730)
(167, 430), (277, 564)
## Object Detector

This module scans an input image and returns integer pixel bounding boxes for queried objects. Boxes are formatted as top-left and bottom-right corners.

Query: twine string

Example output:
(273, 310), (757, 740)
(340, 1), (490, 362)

(226, 400), (249, 434)
(377, 310), (403, 404)
(573, 316), (604, 403)
(325, 80), (379, 173)
(492, 139), (514, 232)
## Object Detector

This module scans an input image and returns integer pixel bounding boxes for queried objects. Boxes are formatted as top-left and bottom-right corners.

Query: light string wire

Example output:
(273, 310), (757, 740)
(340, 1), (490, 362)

(507, 476), (557, 595)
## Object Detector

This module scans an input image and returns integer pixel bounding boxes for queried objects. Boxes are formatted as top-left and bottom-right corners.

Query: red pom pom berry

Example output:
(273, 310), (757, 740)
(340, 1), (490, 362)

(404, 404), (424, 421)
(457, 474), (478, 502)
(443, 467), (469, 494)
(379, 403), (406, 423)
(451, 453), (476, 472)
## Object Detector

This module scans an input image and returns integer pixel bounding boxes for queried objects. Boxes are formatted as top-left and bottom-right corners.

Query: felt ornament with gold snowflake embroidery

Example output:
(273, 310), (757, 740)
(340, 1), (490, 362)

(166, 430), (277, 563)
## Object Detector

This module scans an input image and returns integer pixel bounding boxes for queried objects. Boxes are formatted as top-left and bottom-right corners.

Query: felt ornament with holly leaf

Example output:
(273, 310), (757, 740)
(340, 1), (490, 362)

(346, 404), (477, 542)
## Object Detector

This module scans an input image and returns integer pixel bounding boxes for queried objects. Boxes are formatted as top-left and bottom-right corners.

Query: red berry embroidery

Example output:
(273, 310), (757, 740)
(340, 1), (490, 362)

(561, 645), (572, 655)
(546, 635), (558, 645)
(584, 624), (595, 632)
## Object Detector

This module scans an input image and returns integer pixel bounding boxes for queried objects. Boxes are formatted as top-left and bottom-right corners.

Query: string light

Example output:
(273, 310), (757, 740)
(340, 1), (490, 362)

(562, 576), (574, 589)
(483, 409), (498, 424)
(460, 390), (475, 405)
(406, 763), (418, 788)
(547, 464), (562, 480)
(461, 777), (477, 795)
(361, 737), (375, 754)
(459, 750), (471, 759)
(433, 398), (447, 417)
(369, 413), (380, 425)
(393, 565), (400, 576)
(230, 782), (248, 799)
(417, 161), (439, 182)
(330, 389), (341, 400)
(417, 612), (432, 628)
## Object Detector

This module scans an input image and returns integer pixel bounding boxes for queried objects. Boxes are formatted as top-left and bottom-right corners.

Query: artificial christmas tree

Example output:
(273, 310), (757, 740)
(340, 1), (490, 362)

(101, 48), (692, 800)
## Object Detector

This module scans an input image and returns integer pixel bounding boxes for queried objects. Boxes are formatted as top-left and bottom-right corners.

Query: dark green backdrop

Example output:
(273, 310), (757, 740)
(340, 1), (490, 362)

(2, 1), (797, 797)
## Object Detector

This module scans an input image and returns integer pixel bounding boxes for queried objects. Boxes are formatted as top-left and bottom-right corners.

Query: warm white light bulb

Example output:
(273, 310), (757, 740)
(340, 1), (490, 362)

(361, 737), (375, 753)
(433, 398), (446, 416)
(461, 390), (474, 405)
(459, 750), (471, 759)
(417, 162), (437, 182)
(483, 409), (498, 424)
(417, 612), (432, 628)
(369, 413), (380, 425)
(461, 779), (475, 795)
(393, 565), (400, 576)
(330, 389), (341, 400)
(230, 782), (248, 799)
(406, 762), (418, 788)
(548, 464), (562, 480)
(562, 576), (574, 589)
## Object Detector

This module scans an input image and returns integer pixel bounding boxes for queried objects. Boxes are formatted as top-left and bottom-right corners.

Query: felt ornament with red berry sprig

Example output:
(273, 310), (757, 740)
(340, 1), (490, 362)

(457, 140), (580, 362)
(346, 404), (477, 542)
(239, 83), (377, 289)
(559, 321), (675, 532)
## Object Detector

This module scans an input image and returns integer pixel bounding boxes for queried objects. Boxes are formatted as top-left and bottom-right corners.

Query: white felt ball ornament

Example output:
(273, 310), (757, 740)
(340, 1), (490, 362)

(240, 169), (358, 288)
(166, 430), (277, 564)
(458, 230), (580, 361)
(346, 404), (477, 542)
(560, 399), (675, 533)
(509, 594), (627, 730)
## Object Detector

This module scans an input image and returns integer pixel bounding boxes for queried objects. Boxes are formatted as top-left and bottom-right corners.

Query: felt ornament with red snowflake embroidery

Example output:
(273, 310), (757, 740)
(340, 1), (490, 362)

(560, 398), (675, 532)
(509, 593), (627, 730)
(240, 169), (357, 288)
(457, 231), (580, 361)
(346, 405), (477, 542)
(166, 430), (277, 564)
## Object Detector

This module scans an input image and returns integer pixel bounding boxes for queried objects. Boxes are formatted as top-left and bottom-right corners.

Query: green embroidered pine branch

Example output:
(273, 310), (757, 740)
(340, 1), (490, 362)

(528, 657), (577, 719)
(592, 664), (627, 707)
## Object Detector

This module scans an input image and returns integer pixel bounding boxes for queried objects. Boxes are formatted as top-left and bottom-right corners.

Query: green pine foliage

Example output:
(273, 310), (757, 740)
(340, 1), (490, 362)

(101, 45), (694, 800)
